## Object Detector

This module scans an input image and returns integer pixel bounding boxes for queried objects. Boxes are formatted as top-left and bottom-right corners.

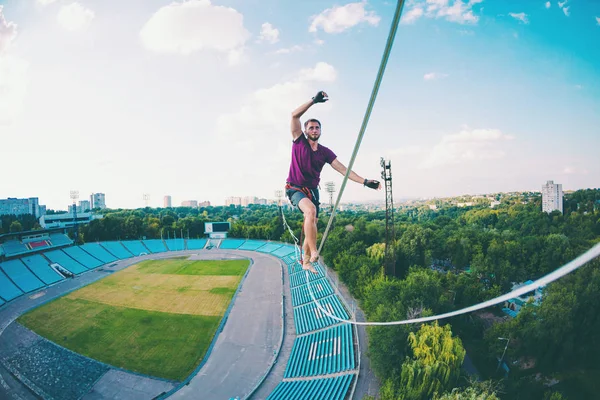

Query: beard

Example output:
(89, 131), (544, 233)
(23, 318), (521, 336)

(307, 133), (320, 142)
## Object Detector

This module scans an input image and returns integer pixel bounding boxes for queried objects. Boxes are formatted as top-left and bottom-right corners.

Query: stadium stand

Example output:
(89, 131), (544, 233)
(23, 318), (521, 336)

(289, 264), (326, 287)
(256, 242), (284, 254)
(0, 259), (45, 293)
(142, 239), (167, 253)
(164, 238), (185, 251)
(238, 240), (267, 251)
(44, 250), (88, 275)
(267, 374), (354, 400)
(80, 243), (117, 264)
(99, 242), (133, 259)
(0, 269), (23, 301)
(62, 247), (103, 269)
(20, 255), (64, 285)
(284, 323), (355, 378)
(48, 233), (73, 246)
(186, 239), (207, 250)
(293, 295), (350, 335)
(271, 245), (295, 258)
(291, 278), (335, 307)
(28, 240), (49, 250)
(219, 239), (245, 249)
(121, 240), (149, 256)
(2, 240), (29, 257)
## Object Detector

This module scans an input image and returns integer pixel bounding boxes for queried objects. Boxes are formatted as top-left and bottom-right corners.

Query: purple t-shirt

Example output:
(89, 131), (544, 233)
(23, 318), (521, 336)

(286, 134), (337, 188)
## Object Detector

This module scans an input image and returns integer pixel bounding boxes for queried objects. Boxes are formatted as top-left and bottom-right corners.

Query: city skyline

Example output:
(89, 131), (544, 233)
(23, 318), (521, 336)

(1, 1), (599, 210)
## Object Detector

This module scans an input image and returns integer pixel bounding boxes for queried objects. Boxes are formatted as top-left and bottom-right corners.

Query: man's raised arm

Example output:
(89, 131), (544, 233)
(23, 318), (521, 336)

(290, 91), (328, 140)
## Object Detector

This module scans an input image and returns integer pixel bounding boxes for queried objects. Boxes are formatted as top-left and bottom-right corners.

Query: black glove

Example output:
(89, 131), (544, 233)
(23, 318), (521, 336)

(312, 91), (328, 103)
(364, 179), (380, 190)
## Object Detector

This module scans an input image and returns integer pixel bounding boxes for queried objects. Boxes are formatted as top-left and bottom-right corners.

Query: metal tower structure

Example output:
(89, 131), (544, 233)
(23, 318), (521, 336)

(275, 190), (283, 208)
(325, 181), (335, 212)
(380, 157), (396, 277)
(70, 190), (79, 242)
(143, 193), (150, 208)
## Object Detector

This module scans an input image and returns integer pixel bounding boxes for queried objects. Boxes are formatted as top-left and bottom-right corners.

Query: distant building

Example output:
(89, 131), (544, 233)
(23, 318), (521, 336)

(164, 195), (172, 208)
(242, 196), (258, 207)
(225, 197), (242, 207)
(198, 201), (211, 207)
(40, 212), (102, 229)
(90, 193), (106, 209)
(542, 180), (563, 214)
(490, 201), (501, 208)
(0, 197), (44, 218)
(502, 280), (545, 318)
(68, 200), (91, 214)
(181, 200), (198, 207)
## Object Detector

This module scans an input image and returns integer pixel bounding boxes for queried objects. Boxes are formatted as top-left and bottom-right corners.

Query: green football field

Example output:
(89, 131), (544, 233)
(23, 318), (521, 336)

(18, 258), (250, 381)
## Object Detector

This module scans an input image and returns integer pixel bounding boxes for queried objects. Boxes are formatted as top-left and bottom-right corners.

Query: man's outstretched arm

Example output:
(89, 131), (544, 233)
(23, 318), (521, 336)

(290, 91), (328, 140)
(331, 159), (382, 189)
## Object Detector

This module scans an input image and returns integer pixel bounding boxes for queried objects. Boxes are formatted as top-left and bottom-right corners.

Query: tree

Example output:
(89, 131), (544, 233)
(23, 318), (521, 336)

(434, 381), (500, 399)
(9, 220), (23, 233)
(398, 321), (466, 400)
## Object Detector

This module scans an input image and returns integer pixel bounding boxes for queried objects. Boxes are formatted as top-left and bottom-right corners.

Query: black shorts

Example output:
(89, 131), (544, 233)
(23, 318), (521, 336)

(285, 184), (320, 218)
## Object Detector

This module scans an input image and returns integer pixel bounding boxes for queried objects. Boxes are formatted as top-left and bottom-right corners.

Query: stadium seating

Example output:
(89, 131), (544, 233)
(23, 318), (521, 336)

(20, 254), (64, 285)
(219, 239), (245, 249)
(28, 240), (49, 250)
(256, 242), (284, 254)
(289, 264), (326, 288)
(142, 239), (167, 253)
(291, 278), (335, 307)
(238, 240), (268, 251)
(48, 233), (73, 246)
(44, 250), (88, 275)
(62, 246), (103, 269)
(271, 245), (296, 258)
(164, 238), (185, 251)
(121, 241), (149, 256)
(267, 374), (354, 400)
(80, 243), (118, 264)
(0, 259), (45, 293)
(293, 294), (350, 335)
(0, 269), (23, 301)
(98, 242), (133, 259)
(2, 240), (29, 257)
(186, 239), (207, 250)
(284, 323), (355, 378)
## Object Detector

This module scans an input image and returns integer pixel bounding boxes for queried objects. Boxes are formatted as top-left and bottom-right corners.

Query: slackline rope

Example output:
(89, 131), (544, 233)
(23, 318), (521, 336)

(280, 0), (600, 326)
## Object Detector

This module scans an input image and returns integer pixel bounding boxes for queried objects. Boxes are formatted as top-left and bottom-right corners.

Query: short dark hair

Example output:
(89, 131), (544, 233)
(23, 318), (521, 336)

(304, 119), (321, 129)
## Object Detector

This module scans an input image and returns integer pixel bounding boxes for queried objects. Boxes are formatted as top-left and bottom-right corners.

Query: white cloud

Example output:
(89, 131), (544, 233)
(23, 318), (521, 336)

(509, 12), (529, 24)
(402, 0), (484, 25)
(299, 62), (337, 82)
(314, 38), (325, 45)
(273, 45), (303, 55)
(37, 0), (58, 6)
(309, 2), (380, 33)
(140, 0), (250, 63)
(419, 128), (514, 168)
(558, 1), (566, 7)
(424, 72), (448, 80)
(389, 145), (423, 156)
(545, 1), (551, 8)
(0, 5), (17, 53)
(562, 6), (570, 16)
(596, 16), (600, 25)
(57, 2), (95, 31)
(563, 166), (588, 175)
(0, 7), (28, 125)
(258, 22), (279, 44)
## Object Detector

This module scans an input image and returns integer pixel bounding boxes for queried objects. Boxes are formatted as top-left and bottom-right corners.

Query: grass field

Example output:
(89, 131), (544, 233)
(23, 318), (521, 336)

(17, 258), (250, 381)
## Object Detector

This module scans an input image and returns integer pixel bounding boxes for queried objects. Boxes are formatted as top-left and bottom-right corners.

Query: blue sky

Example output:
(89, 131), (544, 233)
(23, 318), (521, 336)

(0, 0), (598, 210)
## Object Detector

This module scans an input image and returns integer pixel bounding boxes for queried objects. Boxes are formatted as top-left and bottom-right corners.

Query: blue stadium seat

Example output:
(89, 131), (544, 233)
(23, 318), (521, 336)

(289, 264), (326, 288)
(20, 254), (64, 285)
(43, 250), (88, 274)
(0, 259), (45, 293)
(142, 240), (167, 253)
(293, 295), (349, 335)
(284, 323), (355, 378)
(121, 241), (149, 256)
(255, 242), (284, 254)
(291, 278), (335, 307)
(80, 243), (118, 264)
(267, 374), (354, 400)
(271, 245), (296, 258)
(219, 239), (245, 249)
(164, 239), (185, 251)
(186, 239), (207, 250)
(238, 240), (267, 251)
(99, 242), (133, 259)
(48, 233), (73, 246)
(0, 269), (23, 301)
(2, 240), (29, 256)
(62, 246), (103, 269)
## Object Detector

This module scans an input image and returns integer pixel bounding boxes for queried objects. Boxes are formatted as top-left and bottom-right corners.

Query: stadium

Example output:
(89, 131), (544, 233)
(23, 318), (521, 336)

(0, 223), (367, 400)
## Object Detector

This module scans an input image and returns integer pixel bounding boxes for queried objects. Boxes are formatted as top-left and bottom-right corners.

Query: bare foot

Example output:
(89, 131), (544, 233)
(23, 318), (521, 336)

(302, 261), (318, 274)
(309, 252), (319, 263)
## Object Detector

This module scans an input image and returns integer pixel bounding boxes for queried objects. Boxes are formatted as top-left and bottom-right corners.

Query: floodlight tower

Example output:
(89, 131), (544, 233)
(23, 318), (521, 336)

(143, 193), (150, 208)
(381, 157), (396, 277)
(275, 190), (283, 208)
(325, 181), (335, 212)
(70, 190), (79, 242)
